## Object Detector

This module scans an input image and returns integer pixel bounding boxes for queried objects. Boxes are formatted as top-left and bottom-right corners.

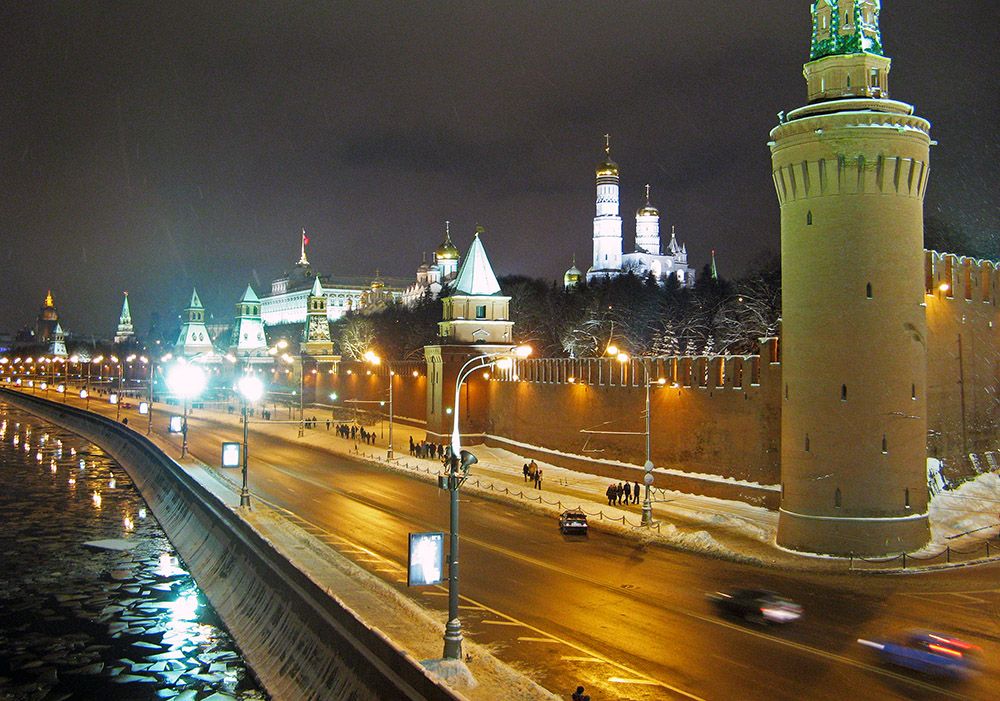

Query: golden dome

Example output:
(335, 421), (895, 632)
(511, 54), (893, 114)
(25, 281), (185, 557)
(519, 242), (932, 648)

(637, 185), (658, 217)
(596, 134), (618, 178)
(435, 222), (460, 260)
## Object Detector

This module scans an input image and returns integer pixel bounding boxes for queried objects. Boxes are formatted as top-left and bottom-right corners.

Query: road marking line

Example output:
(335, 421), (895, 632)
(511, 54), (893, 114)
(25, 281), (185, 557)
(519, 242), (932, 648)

(517, 637), (561, 643)
(482, 620), (522, 626)
(421, 591), (448, 597)
(951, 593), (988, 603)
(609, 677), (662, 686)
(560, 656), (604, 663)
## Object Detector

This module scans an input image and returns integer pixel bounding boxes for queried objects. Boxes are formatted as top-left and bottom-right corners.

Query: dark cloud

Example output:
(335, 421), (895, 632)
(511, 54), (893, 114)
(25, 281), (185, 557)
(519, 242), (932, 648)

(0, 1), (995, 335)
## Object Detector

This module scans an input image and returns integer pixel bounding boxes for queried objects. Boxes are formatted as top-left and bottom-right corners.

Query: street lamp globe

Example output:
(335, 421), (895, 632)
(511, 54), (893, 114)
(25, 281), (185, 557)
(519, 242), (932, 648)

(237, 375), (264, 403)
(166, 363), (206, 399)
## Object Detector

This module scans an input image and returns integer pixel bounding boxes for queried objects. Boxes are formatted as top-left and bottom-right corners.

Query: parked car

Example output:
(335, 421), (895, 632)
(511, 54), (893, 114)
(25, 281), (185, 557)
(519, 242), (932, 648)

(707, 588), (803, 624)
(559, 510), (588, 535)
(858, 631), (981, 679)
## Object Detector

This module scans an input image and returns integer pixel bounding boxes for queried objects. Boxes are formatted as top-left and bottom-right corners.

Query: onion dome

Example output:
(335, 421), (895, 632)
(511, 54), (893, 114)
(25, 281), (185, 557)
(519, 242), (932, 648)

(636, 184), (659, 217)
(563, 256), (583, 289)
(370, 270), (385, 290)
(435, 221), (460, 261)
(596, 134), (619, 178)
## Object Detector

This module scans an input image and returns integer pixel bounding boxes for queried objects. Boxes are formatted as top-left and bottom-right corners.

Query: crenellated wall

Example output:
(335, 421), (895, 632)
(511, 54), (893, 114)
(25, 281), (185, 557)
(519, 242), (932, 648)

(924, 251), (1000, 467)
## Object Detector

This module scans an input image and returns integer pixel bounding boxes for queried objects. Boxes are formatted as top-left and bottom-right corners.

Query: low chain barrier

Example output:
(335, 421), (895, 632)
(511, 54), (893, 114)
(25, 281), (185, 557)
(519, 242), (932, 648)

(850, 535), (1000, 571)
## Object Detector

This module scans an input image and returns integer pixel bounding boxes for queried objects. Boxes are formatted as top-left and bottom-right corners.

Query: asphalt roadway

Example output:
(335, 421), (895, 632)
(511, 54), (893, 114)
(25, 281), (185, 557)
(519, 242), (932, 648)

(46, 393), (1000, 699)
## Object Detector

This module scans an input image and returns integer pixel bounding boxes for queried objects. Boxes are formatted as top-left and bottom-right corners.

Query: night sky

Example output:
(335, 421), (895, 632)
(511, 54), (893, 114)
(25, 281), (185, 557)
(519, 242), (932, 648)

(1, 1), (996, 336)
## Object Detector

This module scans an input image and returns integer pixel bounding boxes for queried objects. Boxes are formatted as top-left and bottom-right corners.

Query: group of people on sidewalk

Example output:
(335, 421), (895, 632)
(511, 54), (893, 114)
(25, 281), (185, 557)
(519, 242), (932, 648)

(606, 480), (640, 506)
(522, 460), (543, 489)
(333, 422), (377, 445)
(408, 436), (447, 460)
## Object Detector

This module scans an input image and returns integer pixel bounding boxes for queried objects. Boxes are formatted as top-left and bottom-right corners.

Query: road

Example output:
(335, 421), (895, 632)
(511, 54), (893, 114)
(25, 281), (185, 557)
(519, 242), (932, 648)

(47, 392), (1000, 699)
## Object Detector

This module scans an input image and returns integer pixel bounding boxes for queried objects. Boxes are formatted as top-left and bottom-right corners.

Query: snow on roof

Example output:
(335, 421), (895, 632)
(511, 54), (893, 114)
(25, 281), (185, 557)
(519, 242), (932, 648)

(452, 232), (502, 296)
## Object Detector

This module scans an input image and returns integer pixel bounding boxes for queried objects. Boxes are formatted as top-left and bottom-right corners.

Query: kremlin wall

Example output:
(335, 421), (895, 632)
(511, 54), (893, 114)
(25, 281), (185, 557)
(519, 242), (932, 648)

(304, 249), (996, 518)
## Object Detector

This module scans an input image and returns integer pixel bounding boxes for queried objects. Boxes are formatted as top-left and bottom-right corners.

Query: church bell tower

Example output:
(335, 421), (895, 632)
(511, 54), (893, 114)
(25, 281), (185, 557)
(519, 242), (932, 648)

(771, 1), (931, 556)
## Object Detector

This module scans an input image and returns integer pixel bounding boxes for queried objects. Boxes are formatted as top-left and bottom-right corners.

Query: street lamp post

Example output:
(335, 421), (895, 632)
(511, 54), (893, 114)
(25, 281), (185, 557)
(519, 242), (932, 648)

(166, 362), (207, 459)
(237, 375), (264, 508)
(363, 351), (395, 460)
(443, 345), (531, 660)
(642, 370), (666, 527)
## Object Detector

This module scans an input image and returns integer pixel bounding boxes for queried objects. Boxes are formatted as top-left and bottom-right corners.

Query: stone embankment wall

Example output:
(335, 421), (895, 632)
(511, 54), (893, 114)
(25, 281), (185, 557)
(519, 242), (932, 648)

(1, 389), (459, 701)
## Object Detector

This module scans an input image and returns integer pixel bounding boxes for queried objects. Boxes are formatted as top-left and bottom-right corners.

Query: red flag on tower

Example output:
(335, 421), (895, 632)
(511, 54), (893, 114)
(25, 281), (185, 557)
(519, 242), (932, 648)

(302, 229), (310, 247)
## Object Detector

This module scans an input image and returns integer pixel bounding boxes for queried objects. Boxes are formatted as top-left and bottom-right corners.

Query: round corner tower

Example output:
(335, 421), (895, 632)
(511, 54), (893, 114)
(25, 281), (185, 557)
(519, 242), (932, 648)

(771, 0), (931, 556)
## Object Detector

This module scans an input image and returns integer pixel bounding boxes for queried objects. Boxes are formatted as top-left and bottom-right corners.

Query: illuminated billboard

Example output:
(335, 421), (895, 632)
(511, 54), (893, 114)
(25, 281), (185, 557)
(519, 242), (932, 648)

(221, 442), (241, 468)
(168, 416), (183, 433)
(407, 531), (444, 586)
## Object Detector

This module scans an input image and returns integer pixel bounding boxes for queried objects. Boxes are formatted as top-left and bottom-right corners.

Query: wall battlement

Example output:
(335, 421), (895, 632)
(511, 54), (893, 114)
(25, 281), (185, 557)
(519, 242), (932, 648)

(925, 250), (999, 306)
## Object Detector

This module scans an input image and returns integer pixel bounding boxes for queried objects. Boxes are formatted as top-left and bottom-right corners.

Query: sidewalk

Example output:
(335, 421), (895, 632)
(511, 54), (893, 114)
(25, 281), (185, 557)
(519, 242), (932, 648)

(174, 400), (844, 571)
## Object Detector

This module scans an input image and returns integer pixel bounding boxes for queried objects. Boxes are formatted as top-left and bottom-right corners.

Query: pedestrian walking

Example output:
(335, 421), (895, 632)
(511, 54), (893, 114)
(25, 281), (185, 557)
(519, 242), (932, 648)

(572, 686), (590, 701)
(523, 463), (530, 482)
(534, 468), (543, 489)
(606, 483), (615, 505)
(617, 482), (625, 505)
(633, 481), (641, 504)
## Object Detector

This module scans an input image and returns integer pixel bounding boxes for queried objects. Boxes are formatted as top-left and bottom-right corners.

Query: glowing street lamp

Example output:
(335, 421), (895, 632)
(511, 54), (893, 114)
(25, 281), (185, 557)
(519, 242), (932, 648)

(363, 350), (396, 460)
(641, 373), (667, 526)
(237, 374), (264, 508)
(165, 362), (206, 459)
(442, 343), (531, 660)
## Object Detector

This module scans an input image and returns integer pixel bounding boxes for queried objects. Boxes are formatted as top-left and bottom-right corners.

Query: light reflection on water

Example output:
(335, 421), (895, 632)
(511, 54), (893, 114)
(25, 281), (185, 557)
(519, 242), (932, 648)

(0, 403), (267, 700)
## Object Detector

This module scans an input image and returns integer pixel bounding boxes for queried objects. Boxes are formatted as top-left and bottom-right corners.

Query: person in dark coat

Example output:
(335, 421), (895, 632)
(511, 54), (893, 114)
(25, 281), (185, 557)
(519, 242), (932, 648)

(633, 481), (641, 504)
(606, 483), (616, 505)
(523, 463), (530, 482)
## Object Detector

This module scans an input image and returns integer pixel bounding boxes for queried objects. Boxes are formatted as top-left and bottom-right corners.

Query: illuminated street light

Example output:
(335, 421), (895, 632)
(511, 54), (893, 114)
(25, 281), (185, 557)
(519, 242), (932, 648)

(443, 343), (531, 660)
(165, 362), (206, 459)
(237, 374), (265, 508)
(642, 374), (668, 527)
(363, 351), (395, 460)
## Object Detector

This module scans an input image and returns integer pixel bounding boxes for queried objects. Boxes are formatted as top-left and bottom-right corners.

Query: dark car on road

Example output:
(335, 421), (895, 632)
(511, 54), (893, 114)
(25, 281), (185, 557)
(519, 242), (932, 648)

(559, 510), (588, 535)
(707, 588), (803, 624)
(858, 631), (981, 679)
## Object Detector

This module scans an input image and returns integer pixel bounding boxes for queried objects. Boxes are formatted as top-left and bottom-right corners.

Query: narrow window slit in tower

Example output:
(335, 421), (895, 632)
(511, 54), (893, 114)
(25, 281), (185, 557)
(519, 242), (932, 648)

(805, 434), (810, 452)
(905, 488), (910, 509)
(866, 282), (873, 298)
(882, 435), (888, 454)
(912, 384), (917, 400)
(785, 383), (789, 400)
(807, 210), (813, 226)
(835, 488), (842, 508)
(841, 384), (847, 401)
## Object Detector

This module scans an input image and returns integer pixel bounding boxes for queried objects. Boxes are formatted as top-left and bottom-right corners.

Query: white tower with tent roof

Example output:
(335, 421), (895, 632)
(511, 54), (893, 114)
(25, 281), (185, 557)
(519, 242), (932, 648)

(302, 276), (335, 356)
(229, 285), (269, 359)
(438, 227), (513, 345)
(114, 292), (134, 344)
(174, 288), (216, 358)
(48, 323), (67, 357)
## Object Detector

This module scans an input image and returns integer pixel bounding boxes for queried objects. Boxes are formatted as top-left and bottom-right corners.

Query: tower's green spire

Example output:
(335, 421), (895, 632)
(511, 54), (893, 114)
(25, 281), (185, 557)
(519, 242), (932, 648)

(810, 0), (883, 61)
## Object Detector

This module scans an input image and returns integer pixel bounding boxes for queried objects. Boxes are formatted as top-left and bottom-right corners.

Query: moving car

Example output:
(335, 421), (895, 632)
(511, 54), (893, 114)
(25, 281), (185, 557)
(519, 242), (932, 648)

(858, 631), (981, 679)
(707, 588), (803, 624)
(559, 509), (588, 535)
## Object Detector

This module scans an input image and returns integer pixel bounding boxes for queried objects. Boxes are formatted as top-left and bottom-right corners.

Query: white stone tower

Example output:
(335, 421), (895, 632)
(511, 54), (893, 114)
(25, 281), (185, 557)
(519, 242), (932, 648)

(438, 228), (513, 345)
(175, 288), (216, 358)
(302, 276), (334, 356)
(114, 292), (134, 344)
(771, 0), (931, 555)
(587, 135), (623, 282)
(229, 285), (268, 358)
(635, 184), (660, 255)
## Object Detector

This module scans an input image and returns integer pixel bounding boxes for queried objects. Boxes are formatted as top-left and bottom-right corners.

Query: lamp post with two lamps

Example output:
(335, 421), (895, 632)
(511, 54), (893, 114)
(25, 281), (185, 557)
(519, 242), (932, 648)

(165, 361), (207, 459)
(442, 344), (531, 660)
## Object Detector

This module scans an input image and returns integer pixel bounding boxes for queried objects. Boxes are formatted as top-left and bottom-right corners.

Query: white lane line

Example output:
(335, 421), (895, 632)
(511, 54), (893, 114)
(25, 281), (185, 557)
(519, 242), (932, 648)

(482, 620), (523, 626)
(609, 677), (663, 686)
(517, 637), (562, 644)
(561, 656), (605, 663)
(421, 591), (448, 597)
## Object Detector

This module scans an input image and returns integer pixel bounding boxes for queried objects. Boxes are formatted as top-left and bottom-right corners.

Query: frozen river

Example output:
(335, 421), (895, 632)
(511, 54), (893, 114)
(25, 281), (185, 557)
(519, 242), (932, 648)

(0, 402), (267, 700)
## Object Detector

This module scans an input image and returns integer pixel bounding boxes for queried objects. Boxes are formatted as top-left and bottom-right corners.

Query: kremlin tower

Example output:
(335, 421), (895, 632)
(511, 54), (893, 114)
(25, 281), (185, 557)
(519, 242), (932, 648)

(771, 0), (931, 555)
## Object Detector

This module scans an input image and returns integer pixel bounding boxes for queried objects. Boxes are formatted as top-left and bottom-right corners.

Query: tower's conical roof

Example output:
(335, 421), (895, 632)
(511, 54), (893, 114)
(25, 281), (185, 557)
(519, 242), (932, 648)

(119, 292), (132, 324)
(240, 284), (260, 303)
(188, 288), (204, 309)
(309, 276), (324, 296)
(452, 228), (502, 296)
